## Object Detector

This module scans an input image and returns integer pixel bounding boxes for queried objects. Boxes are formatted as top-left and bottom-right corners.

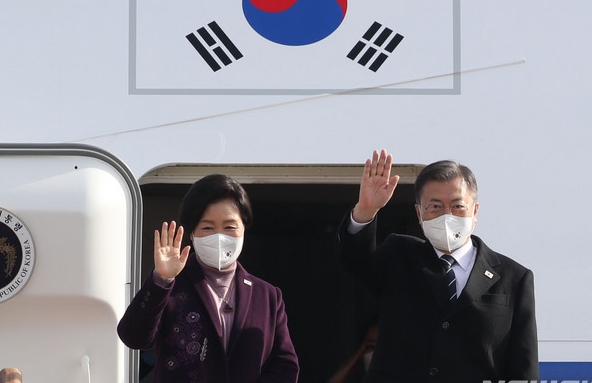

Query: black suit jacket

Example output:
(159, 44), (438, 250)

(336, 216), (538, 383)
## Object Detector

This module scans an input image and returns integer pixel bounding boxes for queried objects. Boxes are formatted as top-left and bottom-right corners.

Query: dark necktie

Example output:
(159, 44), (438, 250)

(440, 254), (457, 303)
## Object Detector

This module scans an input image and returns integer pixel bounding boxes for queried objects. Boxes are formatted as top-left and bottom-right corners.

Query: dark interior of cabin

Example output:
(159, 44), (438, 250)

(139, 181), (422, 383)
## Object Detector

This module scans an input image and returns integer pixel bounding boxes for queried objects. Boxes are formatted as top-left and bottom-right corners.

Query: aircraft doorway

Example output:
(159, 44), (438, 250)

(138, 164), (423, 383)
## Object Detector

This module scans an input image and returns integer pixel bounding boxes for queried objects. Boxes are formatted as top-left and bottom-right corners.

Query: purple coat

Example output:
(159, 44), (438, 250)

(117, 255), (299, 383)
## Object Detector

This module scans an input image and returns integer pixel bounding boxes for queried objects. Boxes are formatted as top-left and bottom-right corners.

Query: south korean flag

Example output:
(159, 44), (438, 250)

(131, 0), (459, 95)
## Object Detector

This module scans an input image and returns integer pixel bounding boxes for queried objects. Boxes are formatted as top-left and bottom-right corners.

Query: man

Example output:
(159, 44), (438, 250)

(336, 149), (538, 382)
(328, 322), (378, 383)
(0, 368), (22, 383)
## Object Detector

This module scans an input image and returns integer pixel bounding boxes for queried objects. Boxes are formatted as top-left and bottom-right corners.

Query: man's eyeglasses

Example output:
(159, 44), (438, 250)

(421, 203), (472, 217)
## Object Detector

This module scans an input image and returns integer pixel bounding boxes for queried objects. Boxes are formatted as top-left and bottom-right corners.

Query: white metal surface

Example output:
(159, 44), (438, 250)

(0, 145), (141, 383)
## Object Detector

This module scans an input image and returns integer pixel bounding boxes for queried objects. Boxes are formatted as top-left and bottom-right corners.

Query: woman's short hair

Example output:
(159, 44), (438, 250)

(179, 174), (253, 240)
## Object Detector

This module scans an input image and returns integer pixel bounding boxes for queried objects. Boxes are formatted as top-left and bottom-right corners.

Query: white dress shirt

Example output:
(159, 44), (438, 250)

(434, 241), (476, 296)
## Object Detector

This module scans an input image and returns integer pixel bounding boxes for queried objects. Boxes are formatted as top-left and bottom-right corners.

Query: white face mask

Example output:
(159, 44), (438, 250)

(421, 214), (474, 253)
(192, 233), (244, 270)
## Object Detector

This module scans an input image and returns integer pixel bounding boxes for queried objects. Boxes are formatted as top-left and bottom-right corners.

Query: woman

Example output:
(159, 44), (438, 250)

(117, 174), (299, 383)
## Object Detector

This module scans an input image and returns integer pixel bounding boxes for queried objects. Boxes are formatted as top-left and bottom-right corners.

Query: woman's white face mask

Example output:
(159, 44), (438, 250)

(192, 233), (243, 270)
(421, 214), (474, 253)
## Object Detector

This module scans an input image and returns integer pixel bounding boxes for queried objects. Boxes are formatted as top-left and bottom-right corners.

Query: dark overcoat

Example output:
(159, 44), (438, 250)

(117, 255), (299, 383)
(336, 216), (538, 383)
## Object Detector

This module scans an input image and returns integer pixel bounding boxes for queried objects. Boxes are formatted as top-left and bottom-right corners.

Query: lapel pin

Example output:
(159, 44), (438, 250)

(484, 270), (494, 279)
(243, 279), (252, 286)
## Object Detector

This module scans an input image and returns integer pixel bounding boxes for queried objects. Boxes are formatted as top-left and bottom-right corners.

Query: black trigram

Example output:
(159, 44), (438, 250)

(186, 21), (243, 72)
(347, 22), (404, 72)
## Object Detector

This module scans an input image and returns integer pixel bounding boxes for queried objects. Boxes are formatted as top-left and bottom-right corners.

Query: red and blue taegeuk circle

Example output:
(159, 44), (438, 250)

(243, 0), (348, 46)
